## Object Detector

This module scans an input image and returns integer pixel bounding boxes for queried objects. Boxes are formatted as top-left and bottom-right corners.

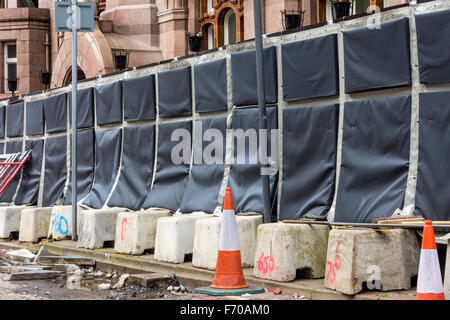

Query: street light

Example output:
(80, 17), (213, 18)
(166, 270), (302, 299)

(281, 9), (305, 31)
(112, 50), (129, 71)
(187, 32), (203, 52)
(7, 78), (18, 97)
(330, 0), (353, 19)
(40, 70), (52, 90)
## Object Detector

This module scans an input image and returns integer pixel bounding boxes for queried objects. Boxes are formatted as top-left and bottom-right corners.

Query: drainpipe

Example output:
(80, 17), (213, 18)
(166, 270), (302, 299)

(253, 0), (271, 224)
(45, 33), (50, 72)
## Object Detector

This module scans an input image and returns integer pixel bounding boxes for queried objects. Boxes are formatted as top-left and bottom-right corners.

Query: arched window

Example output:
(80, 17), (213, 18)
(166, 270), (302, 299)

(63, 66), (86, 86)
(207, 24), (215, 49)
(224, 9), (236, 46)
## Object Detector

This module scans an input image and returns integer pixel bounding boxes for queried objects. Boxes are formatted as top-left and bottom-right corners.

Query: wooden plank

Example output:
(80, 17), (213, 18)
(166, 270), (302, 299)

(401, 220), (450, 225)
(374, 217), (425, 224)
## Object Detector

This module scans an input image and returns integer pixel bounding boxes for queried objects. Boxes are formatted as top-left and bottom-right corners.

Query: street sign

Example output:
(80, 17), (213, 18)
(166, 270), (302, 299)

(55, 1), (94, 241)
(55, 1), (94, 32)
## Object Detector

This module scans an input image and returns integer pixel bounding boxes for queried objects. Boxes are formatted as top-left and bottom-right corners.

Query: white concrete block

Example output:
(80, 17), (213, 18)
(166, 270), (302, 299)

(0, 206), (31, 239)
(253, 222), (330, 282)
(47, 205), (83, 240)
(154, 213), (211, 264)
(114, 209), (172, 255)
(444, 239), (450, 300)
(77, 208), (125, 249)
(324, 228), (421, 295)
(19, 207), (53, 243)
(192, 214), (263, 270)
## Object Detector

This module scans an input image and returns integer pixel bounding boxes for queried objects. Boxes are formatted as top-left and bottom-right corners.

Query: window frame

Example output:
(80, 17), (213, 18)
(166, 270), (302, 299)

(4, 42), (17, 93)
(223, 9), (236, 46)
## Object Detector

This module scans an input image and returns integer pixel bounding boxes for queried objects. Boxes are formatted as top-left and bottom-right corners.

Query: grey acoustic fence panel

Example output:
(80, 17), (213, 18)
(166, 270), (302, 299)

(15, 139), (44, 205)
(334, 95), (411, 223)
(228, 106), (278, 214)
(69, 87), (94, 128)
(43, 93), (67, 133)
(6, 102), (24, 138)
(282, 34), (339, 102)
(26, 100), (45, 135)
(416, 9), (450, 84)
(179, 117), (227, 213)
(108, 125), (155, 210)
(279, 104), (338, 221)
(143, 120), (192, 211)
(194, 59), (228, 113)
(123, 74), (156, 122)
(95, 81), (123, 126)
(158, 67), (192, 118)
(42, 135), (67, 207)
(63, 129), (95, 205)
(415, 91), (450, 221)
(343, 18), (411, 93)
(0, 140), (23, 203)
(0, 106), (4, 139)
(231, 46), (278, 106)
(0, 143), (3, 153)
(82, 128), (122, 209)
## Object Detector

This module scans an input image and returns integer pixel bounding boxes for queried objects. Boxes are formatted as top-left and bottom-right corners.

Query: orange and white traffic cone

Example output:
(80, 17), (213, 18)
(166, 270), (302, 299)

(194, 187), (264, 296)
(416, 220), (445, 300)
(210, 187), (247, 289)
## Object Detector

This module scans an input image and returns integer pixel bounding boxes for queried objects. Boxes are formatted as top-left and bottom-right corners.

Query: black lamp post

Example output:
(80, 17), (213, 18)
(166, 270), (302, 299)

(187, 32), (203, 52)
(330, 0), (353, 19)
(7, 78), (18, 97)
(40, 70), (52, 90)
(281, 9), (305, 31)
(112, 50), (130, 71)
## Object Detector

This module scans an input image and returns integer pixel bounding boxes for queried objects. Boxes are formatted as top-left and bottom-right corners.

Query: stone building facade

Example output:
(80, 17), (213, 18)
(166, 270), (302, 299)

(0, 0), (412, 99)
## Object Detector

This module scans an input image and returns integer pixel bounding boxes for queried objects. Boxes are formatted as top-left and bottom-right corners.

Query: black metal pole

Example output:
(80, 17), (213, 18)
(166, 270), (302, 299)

(253, 0), (271, 223)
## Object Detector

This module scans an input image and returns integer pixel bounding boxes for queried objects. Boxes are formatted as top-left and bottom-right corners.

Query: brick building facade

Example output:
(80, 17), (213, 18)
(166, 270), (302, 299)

(0, 0), (411, 99)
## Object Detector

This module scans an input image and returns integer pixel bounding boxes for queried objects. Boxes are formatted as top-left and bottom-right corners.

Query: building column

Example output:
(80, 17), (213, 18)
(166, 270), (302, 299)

(157, 7), (189, 59)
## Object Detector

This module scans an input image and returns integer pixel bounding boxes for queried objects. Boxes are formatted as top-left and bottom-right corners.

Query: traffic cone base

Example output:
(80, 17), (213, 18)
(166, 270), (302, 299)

(211, 251), (248, 289)
(416, 292), (445, 300)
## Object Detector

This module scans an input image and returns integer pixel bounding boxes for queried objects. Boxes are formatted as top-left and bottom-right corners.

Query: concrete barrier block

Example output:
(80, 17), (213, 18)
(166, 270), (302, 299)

(192, 214), (263, 270)
(0, 206), (31, 239)
(19, 207), (53, 243)
(77, 208), (125, 249)
(47, 205), (83, 240)
(444, 240), (450, 300)
(154, 213), (211, 264)
(324, 228), (421, 295)
(114, 209), (172, 255)
(253, 222), (330, 282)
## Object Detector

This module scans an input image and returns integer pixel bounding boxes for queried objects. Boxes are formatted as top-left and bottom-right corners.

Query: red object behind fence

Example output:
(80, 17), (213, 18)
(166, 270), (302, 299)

(0, 151), (31, 195)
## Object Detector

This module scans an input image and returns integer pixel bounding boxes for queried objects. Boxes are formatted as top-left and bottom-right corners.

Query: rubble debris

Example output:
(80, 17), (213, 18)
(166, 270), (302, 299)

(94, 270), (103, 277)
(112, 274), (129, 289)
(5, 249), (36, 263)
(0, 266), (52, 273)
(8, 270), (64, 281)
(32, 247), (52, 263)
(36, 256), (95, 266)
(273, 287), (282, 295)
(128, 273), (171, 288)
(98, 283), (111, 291)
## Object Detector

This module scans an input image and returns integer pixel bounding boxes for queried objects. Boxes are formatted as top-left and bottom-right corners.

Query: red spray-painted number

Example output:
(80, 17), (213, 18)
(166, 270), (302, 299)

(121, 218), (127, 241)
(257, 240), (276, 275)
(326, 241), (341, 283)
